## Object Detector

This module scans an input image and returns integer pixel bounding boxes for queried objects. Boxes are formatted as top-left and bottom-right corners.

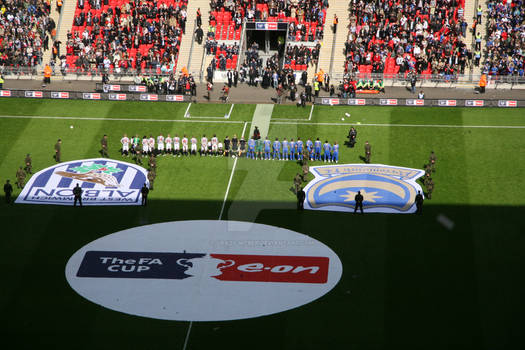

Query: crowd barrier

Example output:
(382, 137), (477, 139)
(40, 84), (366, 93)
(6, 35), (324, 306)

(0, 89), (190, 102)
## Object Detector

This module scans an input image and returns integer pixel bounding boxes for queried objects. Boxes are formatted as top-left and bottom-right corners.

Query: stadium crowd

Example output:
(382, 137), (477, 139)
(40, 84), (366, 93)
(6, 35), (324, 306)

(65, 0), (188, 72)
(344, 0), (471, 78)
(484, 0), (525, 76)
(0, 0), (54, 67)
(283, 43), (320, 70)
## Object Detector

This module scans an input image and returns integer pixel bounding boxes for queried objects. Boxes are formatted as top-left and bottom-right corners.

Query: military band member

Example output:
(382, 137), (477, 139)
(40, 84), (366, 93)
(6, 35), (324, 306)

(429, 151), (436, 172)
(364, 141), (371, 164)
(211, 134), (218, 156)
(24, 153), (32, 174)
(174, 134), (181, 156)
(121, 134), (130, 156)
(157, 134), (165, 155)
(147, 168), (156, 190)
(142, 136), (150, 156)
(54, 139), (62, 162)
(294, 173), (302, 194)
(239, 136), (246, 157)
(15, 166), (26, 189)
(424, 163), (432, 178)
(182, 135), (189, 156)
(165, 134), (173, 155)
(200, 135), (208, 156)
(190, 136), (198, 155)
(148, 135), (155, 156)
(354, 190), (364, 214)
(133, 142), (143, 165)
(100, 134), (109, 157)
(425, 177), (434, 199)
(148, 154), (157, 170)
(302, 159), (309, 180)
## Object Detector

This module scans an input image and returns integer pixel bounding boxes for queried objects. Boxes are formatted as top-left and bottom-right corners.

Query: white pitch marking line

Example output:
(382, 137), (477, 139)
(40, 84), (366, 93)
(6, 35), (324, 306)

(218, 121), (248, 221)
(183, 102), (192, 118)
(308, 103), (315, 120)
(183, 121), (248, 350)
(0, 115), (245, 124)
(271, 121), (525, 129)
(227, 104), (235, 119)
(187, 116), (228, 119)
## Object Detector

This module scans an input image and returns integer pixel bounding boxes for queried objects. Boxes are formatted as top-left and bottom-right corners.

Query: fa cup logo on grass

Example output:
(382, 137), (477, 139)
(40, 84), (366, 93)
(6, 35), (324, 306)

(304, 164), (425, 214)
(177, 254), (235, 277)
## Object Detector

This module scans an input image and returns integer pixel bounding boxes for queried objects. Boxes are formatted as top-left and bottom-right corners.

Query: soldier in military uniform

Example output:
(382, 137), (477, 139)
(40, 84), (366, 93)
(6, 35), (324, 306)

(24, 154), (32, 174)
(54, 139), (62, 162)
(293, 173), (302, 194)
(133, 143), (143, 165)
(301, 158), (309, 182)
(147, 169), (156, 190)
(15, 166), (26, 189)
(100, 135), (109, 158)
(364, 141), (371, 164)
(348, 127), (357, 147)
(425, 177), (434, 199)
(148, 154), (157, 170)
(429, 151), (436, 172)
(424, 163), (432, 178)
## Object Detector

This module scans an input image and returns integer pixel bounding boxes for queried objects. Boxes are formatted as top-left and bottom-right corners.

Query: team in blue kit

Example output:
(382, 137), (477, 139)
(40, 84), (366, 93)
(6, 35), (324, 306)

(244, 135), (340, 162)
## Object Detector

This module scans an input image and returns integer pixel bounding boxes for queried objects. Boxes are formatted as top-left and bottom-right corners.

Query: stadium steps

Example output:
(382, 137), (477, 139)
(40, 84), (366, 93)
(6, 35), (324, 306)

(316, 0), (349, 79)
(177, 0), (210, 75)
(41, 0), (69, 67)
(463, 0), (487, 77)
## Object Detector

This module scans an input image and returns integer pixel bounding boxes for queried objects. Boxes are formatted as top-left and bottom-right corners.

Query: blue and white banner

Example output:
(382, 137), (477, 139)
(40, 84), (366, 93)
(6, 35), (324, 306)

(304, 164), (425, 214)
(16, 158), (148, 206)
(255, 22), (278, 30)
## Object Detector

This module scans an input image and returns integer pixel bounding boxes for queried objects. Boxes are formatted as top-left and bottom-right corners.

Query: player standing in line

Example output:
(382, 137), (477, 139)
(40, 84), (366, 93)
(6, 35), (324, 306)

(255, 137), (262, 159)
(142, 136), (149, 157)
(218, 141), (224, 156)
(289, 138), (296, 161)
(247, 137), (255, 159)
(190, 136), (198, 156)
(231, 134), (239, 157)
(148, 135), (155, 156)
(323, 140), (332, 162)
(211, 134), (218, 156)
(157, 133), (165, 156)
(282, 137), (289, 160)
(121, 134), (130, 157)
(297, 137), (304, 161)
(273, 137), (281, 160)
(182, 135), (189, 156)
(200, 135), (208, 156)
(306, 138), (313, 160)
(314, 138), (322, 161)
(263, 137), (271, 160)
(224, 136), (231, 157)
(173, 134), (181, 157)
(132, 134), (140, 155)
(239, 136), (246, 157)
(165, 134), (173, 156)
(332, 141), (339, 163)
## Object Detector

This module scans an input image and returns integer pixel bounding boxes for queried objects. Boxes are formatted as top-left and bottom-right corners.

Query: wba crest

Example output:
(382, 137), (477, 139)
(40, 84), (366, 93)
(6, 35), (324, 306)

(16, 158), (148, 206)
(304, 164), (425, 214)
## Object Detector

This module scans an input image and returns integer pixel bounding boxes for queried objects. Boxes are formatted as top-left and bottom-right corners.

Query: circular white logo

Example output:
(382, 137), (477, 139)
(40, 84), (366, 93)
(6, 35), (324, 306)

(65, 221), (343, 321)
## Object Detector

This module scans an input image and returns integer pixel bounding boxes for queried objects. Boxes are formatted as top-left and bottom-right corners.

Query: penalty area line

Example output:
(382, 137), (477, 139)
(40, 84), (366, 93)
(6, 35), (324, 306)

(183, 102), (192, 118)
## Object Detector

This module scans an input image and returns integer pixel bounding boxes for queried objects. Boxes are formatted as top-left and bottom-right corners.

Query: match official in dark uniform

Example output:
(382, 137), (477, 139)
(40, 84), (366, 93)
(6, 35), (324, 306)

(354, 190), (364, 214)
(4, 180), (13, 204)
(73, 183), (83, 207)
(297, 187), (305, 210)
(415, 191), (424, 214)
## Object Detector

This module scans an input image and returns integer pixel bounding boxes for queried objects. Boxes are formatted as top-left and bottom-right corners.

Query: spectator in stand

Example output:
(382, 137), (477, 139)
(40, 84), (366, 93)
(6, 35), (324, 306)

(0, 0), (52, 67)
(344, 0), (471, 78)
(484, 0), (525, 76)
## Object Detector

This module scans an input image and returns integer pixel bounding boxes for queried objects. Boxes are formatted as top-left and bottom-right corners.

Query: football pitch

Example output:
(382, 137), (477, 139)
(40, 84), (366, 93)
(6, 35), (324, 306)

(1, 98), (524, 349)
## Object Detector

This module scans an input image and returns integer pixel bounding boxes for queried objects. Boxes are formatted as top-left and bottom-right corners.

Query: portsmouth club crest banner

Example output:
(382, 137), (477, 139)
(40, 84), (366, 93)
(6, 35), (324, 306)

(16, 158), (148, 206)
(304, 164), (425, 214)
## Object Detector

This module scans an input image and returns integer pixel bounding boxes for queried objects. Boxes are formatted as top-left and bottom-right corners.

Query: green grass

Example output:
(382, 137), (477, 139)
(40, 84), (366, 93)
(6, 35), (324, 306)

(0, 99), (524, 350)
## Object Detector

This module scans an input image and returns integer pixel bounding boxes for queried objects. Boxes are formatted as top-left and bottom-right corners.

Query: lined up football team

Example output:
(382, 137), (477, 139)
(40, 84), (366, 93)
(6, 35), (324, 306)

(120, 134), (340, 162)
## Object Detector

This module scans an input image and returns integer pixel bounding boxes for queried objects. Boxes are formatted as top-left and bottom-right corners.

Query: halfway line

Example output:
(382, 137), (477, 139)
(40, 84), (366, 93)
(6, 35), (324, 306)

(0, 115), (245, 124)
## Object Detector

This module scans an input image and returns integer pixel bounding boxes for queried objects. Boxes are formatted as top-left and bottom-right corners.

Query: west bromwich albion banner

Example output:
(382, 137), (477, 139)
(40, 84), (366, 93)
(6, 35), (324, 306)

(304, 164), (425, 214)
(16, 158), (148, 206)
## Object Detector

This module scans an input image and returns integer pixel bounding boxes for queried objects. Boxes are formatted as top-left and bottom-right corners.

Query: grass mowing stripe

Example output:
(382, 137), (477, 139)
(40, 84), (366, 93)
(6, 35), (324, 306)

(0, 115), (245, 124)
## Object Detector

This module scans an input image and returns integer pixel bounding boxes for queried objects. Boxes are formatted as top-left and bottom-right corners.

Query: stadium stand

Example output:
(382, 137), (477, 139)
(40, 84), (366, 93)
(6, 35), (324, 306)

(65, 0), (188, 73)
(344, 0), (471, 79)
(283, 43), (320, 71)
(484, 0), (525, 76)
(204, 39), (240, 70)
(0, 0), (53, 67)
